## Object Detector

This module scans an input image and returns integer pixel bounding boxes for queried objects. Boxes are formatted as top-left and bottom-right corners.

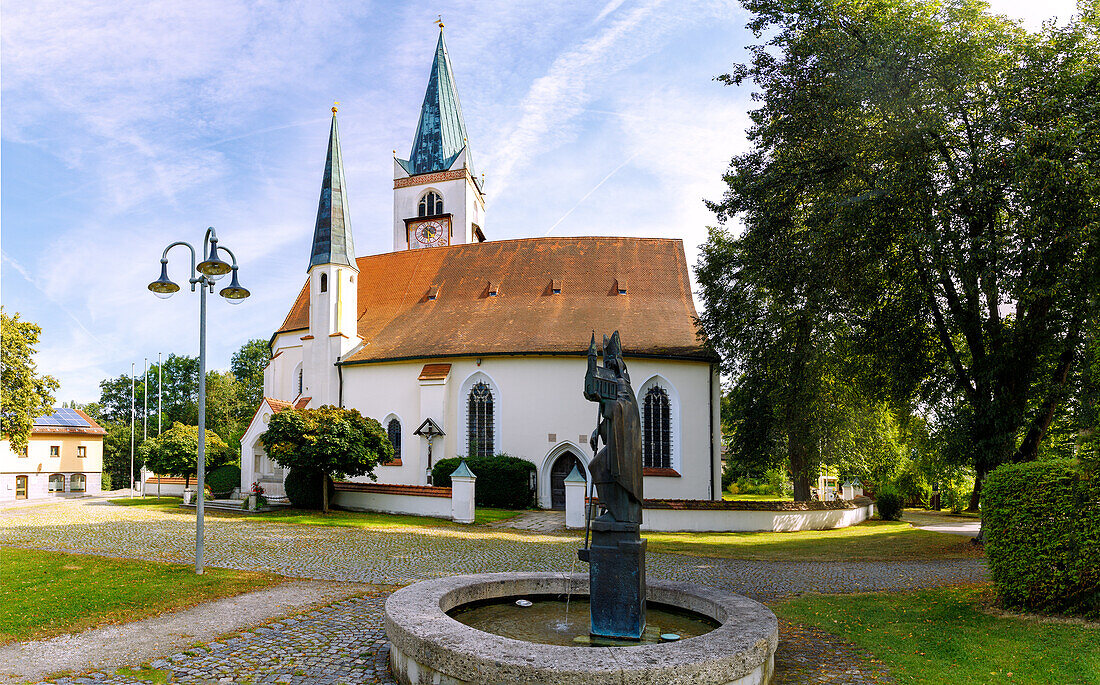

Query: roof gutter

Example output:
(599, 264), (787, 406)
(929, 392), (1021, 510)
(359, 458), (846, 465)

(335, 349), (719, 367)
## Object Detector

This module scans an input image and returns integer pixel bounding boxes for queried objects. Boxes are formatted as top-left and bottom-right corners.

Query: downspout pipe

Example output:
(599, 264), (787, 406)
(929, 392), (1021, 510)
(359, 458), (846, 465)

(709, 363), (716, 500)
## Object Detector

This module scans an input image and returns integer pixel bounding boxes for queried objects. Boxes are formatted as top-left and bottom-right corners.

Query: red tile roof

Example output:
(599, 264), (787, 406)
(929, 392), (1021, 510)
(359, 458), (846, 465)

(275, 237), (711, 364)
(418, 363), (452, 381)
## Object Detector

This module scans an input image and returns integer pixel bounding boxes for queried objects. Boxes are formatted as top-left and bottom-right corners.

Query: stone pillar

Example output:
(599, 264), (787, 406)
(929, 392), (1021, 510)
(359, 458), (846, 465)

(564, 466), (587, 529)
(450, 460), (477, 524)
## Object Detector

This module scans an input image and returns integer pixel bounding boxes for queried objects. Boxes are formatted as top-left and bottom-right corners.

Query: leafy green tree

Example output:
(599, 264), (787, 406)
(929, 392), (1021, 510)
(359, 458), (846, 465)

(101, 422), (141, 491)
(231, 339), (269, 415)
(703, 0), (1100, 514)
(142, 422), (232, 489)
(1, 309), (59, 453)
(260, 406), (392, 512)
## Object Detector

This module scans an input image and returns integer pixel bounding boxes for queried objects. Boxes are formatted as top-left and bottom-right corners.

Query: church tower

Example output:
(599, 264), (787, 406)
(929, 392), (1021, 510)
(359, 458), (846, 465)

(393, 23), (486, 251)
(303, 107), (359, 406)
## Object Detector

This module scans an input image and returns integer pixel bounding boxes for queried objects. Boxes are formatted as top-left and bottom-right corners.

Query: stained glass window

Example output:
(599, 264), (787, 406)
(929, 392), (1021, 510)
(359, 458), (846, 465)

(467, 382), (494, 458)
(643, 386), (672, 469)
(387, 418), (401, 461)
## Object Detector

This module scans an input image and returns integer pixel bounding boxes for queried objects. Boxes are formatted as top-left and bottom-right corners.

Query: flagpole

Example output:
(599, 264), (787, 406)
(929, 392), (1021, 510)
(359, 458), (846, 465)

(130, 362), (135, 498)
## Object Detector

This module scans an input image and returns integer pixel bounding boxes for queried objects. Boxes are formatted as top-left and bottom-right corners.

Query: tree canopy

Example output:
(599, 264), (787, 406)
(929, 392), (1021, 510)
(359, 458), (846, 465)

(260, 406), (392, 511)
(141, 421), (232, 489)
(699, 0), (1099, 505)
(1, 309), (59, 453)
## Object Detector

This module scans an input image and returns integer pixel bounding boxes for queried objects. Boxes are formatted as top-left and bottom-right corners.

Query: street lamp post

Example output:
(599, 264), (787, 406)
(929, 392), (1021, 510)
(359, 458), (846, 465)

(148, 227), (250, 574)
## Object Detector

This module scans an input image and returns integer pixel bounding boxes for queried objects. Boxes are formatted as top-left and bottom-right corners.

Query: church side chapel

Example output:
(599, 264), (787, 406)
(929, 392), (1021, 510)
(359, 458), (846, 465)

(240, 26), (721, 509)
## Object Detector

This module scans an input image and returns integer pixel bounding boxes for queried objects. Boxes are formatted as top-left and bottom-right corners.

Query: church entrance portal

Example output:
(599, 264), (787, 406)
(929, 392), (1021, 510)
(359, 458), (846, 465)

(550, 452), (585, 510)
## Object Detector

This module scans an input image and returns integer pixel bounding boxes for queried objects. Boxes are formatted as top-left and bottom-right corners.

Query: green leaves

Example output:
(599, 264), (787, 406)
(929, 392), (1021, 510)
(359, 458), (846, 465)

(0, 309), (59, 453)
(260, 406), (392, 483)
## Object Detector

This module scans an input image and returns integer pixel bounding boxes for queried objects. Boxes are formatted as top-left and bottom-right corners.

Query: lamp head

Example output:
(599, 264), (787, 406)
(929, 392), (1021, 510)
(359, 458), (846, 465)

(219, 267), (250, 304)
(148, 260), (179, 299)
(197, 239), (232, 281)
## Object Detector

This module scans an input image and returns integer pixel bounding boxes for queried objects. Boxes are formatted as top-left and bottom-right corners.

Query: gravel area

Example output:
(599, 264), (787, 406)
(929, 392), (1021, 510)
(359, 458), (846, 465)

(1, 498), (985, 684)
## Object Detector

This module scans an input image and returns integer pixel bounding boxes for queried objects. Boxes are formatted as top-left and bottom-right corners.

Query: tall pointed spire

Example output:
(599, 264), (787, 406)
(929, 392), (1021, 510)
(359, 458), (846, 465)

(401, 26), (472, 176)
(309, 107), (355, 270)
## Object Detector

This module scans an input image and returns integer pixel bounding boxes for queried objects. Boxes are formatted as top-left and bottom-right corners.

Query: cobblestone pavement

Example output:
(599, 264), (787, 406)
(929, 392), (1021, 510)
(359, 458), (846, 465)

(486, 509), (565, 532)
(4, 500), (981, 684)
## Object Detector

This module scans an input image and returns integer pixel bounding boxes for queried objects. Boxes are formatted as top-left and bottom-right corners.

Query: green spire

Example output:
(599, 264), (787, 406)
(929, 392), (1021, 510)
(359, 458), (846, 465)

(400, 27), (472, 176)
(309, 109), (355, 271)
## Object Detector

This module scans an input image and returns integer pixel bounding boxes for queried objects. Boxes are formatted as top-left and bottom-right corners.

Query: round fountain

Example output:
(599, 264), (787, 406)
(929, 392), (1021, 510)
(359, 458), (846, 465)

(384, 335), (778, 683)
(385, 572), (777, 684)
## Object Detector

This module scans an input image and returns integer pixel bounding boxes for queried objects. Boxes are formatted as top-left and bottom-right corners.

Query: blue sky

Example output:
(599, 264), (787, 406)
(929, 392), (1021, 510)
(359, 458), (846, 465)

(1, 0), (1078, 402)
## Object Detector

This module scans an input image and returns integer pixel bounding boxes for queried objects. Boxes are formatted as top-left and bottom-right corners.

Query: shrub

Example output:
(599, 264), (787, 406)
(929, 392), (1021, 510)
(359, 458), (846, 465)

(101, 473), (112, 491)
(984, 459), (1100, 617)
(432, 454), (535, 509)
(876, 487), (904, 521)
(206, 464), (241, 498)
(283, 467), (336, 510)
(721, 461), (737, 491)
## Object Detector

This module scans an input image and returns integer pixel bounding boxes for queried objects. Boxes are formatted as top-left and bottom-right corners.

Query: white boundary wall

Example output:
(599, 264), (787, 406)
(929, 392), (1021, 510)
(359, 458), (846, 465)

(334, 488), (452, 519)
(641, 502), (875, 533)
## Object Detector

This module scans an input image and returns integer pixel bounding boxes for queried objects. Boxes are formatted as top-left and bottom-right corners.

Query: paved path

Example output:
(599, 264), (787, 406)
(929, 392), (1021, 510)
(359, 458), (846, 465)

(1, 499), (984, 684)
(486, 509), (565, 532)
(903, 510), (982, 538)
(0, 581), (372, 684)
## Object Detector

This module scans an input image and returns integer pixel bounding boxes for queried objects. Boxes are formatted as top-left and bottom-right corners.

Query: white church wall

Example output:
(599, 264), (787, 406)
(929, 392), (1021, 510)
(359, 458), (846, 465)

(336, 354), (718, 506)
(268, 336), (303, 400)
(392, 175), (478, 250)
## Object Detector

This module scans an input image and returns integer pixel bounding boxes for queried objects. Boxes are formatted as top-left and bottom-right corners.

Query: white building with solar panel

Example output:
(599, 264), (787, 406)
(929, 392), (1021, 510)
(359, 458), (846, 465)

(0, 407), (106, 501)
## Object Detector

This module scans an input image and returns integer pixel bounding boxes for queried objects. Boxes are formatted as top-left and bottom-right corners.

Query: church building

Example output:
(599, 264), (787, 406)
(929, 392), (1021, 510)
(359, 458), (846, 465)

(240, 27), (721, 509)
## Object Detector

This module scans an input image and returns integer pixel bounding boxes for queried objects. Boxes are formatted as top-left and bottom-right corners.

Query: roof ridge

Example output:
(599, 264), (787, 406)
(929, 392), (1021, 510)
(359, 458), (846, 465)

(352, 235), (686, 263)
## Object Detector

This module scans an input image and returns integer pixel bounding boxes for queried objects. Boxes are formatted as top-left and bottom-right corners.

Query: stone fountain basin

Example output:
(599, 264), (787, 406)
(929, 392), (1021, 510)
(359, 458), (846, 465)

(384, 572), (778, 685)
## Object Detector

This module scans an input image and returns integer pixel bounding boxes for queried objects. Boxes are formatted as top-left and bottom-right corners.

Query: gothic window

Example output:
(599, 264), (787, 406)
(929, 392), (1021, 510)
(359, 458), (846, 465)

(297, 367), (304, 396)
(419, 191), (443, 217)
(387, 418), (401, 461)
(320, 273), (327, 293)
(467, 381), (494, 458)
(642, 386), (672, 469)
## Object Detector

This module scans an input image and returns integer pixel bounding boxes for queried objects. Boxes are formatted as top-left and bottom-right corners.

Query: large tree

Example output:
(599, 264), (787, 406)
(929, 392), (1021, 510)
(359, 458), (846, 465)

(231, 339), (269, 414)
(260, 406), (392, 512)
(701, 0), (1100, 511)
(1, 309), (59, 453)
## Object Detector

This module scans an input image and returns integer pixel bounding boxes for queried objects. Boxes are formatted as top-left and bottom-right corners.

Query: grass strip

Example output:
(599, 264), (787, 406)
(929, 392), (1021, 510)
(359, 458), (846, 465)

(645, 520), (983, 561)
(0, 548), (281, 644)
(775, 584), (1100, 685)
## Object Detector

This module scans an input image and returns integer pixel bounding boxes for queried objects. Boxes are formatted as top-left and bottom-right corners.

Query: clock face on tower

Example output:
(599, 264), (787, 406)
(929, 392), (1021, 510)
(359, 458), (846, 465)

(409, 217), (450, 249)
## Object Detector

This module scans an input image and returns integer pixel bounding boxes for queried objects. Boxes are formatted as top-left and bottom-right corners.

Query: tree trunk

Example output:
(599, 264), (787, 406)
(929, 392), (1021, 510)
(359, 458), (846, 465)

(788, 429), (813, 501)
(967, 465), (985, 512)
(321, 472), (329, 513)
(185, 474), (190, 490)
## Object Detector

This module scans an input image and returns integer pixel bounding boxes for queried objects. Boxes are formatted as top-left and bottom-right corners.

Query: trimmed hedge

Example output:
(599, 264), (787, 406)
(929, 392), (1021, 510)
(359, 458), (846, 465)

(432, 454), (535, 509)
(984, 459), (1100, 617)
(206, 464), (241, 497)
(284, 467), (336, 510)
(876, 487), (904, 521)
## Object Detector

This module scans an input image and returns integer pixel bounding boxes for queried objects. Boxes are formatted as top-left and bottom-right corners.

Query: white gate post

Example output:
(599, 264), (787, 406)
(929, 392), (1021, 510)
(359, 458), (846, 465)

(564, 465), (587, 529)
(450, 460), (477, 524)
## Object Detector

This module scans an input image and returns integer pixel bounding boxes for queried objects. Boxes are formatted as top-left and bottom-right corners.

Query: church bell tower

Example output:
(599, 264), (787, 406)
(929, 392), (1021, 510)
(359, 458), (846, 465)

(393, 22), (486, 252)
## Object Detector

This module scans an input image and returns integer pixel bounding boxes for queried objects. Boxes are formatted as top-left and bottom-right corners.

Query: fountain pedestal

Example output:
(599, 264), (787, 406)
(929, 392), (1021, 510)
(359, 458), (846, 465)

(578, 519), (647, 640)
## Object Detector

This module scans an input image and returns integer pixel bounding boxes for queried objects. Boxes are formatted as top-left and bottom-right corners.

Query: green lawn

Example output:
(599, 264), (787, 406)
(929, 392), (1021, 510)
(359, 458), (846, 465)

(776, 585), (1100, 685)
(107, 497), (521, 527)
(0, 548), (281, 644)
(644, 520), (982, 561)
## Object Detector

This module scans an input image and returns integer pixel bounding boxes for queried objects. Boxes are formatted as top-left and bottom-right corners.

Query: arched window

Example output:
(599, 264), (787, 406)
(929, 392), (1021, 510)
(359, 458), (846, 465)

(70, 473), (86, 493)
(48, 474), (65, 492)
(320, 273), (327, 293)
(297, 367), (304, 396)
(642, 386), (672, 469)
(418, 191), (443, 217)
(386, 418), (401, 461)
(467, 381), (495, 458)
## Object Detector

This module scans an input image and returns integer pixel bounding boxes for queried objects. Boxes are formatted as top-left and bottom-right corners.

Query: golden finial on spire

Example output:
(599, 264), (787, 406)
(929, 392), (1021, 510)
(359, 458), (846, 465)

(332, 101), (339, 114)
(436, 15), (444, 28)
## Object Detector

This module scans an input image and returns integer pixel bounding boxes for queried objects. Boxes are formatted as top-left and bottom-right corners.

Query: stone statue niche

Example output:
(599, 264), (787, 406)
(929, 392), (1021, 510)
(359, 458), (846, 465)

(578, 331), (646, 640)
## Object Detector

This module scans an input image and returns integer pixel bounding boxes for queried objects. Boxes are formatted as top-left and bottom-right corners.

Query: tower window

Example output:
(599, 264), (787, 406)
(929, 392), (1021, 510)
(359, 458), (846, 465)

(320, 273), (328, 293)
(418, 191), (443, 217)
(642, 386), (672, 469)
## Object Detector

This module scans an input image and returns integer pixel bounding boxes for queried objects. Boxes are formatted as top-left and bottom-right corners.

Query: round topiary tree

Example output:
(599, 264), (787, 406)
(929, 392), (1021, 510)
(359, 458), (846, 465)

(283, 467), (336, 510)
